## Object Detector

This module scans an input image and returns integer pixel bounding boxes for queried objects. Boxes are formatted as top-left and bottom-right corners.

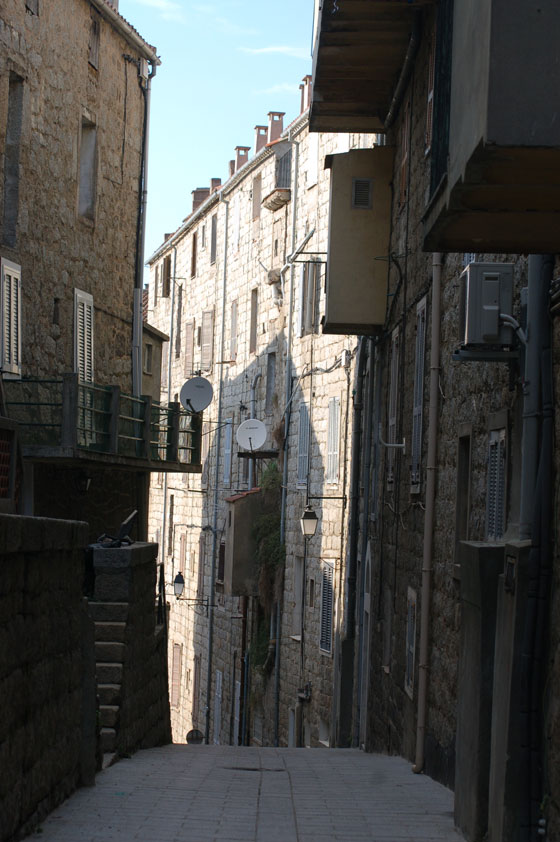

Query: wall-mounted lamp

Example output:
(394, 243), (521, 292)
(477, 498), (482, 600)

(300, 506), (319, 538)
(172, 572), (216, 615)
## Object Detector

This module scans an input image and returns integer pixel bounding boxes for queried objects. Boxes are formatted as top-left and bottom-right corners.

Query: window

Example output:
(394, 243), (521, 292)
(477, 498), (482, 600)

(171, 643), (182, 708)
(292, 556), (303, 637)
(201, 223), (206, 250)
(191, 232), (197, 278)
(276, 148), (292, 188)
(326, 397), (340, 484)
(297, 402), (310, 486)
(175, 286), (182, 358)
(387, 326), (400, 490)
(184, 320), (194, 376)
(210, 214), (217, 264)
(217, 542), (225, 583)
(78, 118), (97, 220)
(143, 342), (153, 375)
(179, 533), (186, 570)
(297, 262), (320, 337)
(88, 10), (100, 69)
(197, 532), (206, 596)
(153, 264), (159, 306)
(320, 561), (334, 654)
(201, 309), (214, 370)
(398, 99), (410, 208)
(223, 418), (233, 487)
(3, 74), (23, 248)
(405, 587), (417, 699)
(425, 31), (436, 153)
(167, 494), (174, 555)
(486, 428), (506, 540)
(252, 175), (262, 220)
(74, 289), (94, 383)
(162, 255), (171, 297)
(411, 298), (427, 493)
(1, 259), (21, 377)
(249, 288), (258, 354)
(308, 577), (315, 609)
(230, 300), (238, 362)
(265, 352), (276, 413)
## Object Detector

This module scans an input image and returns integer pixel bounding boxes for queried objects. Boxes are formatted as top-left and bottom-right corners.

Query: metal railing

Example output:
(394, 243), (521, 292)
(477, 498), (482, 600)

(4, 374), (202, 466)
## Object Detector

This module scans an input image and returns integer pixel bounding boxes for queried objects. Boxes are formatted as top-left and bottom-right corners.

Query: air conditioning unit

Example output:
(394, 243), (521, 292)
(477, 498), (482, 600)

(459, 263), (514, 347)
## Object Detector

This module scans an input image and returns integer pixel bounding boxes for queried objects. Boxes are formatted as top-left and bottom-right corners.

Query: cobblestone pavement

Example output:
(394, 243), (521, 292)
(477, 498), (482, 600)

(27, 746), (464, 841)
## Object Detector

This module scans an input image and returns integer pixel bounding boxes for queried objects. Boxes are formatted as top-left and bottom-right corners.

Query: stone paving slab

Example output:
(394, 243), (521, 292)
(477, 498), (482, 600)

(26, 746), (465, 842)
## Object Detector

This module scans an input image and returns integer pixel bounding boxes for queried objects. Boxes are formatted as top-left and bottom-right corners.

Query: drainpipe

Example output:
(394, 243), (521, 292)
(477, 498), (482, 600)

(132, 61), (157, 397)
(160, 246), (177, 572)
(383, 11), (421, 131)
(413, 252), (442, 774)
(204, 194), (229, 745)
(248, 372), (262, 490)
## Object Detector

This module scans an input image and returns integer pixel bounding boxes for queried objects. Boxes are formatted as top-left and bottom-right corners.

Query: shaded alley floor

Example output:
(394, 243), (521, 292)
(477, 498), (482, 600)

(27, 745), (464, 842)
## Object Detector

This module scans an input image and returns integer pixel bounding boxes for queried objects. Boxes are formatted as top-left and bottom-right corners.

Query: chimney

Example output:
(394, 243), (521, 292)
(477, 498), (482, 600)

(235, 146), (250, 172)
(211, 178), (222, 193)
(192, 187), (210, 213)
(255, 125), (268, 154)
(229, 160), (235, 178)
(267, 112), (285, 144)
(300, 75), (313, 113)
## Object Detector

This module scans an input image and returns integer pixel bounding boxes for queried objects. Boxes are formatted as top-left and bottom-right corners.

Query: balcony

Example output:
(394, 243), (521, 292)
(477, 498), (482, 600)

(4, 375), (201, 472)
(310, 0), (435, 133)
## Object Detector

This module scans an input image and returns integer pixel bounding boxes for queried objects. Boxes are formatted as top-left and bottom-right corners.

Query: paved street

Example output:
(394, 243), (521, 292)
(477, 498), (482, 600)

(27, 746), (464, 842)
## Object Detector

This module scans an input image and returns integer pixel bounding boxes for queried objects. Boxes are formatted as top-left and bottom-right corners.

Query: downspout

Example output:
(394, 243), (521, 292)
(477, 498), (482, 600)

(413, 251), (442, 774)
(248, 372), (262, 490)
(204, 194), (229, 745)
(160, 246), (177, 573)
(276, 129), (300, 746)
(132, 61), (156, 397)
(383, 11), (421, 131)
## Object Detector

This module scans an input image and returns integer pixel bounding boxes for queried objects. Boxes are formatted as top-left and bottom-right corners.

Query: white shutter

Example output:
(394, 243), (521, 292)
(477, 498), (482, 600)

(387, 326), (400, 489)
(171, 643), (182, 708)
(411, 299), (426, 491)
(74, 289), (94, 383)
(297, 402), (310, 486)
(297, 264), (306, 338)
(327, 396), (340, 483)
(1, 259), (21, 376)
(223, 417), (233, 487)
(201, 309), (214, 371)
(320, 561), (334, 653)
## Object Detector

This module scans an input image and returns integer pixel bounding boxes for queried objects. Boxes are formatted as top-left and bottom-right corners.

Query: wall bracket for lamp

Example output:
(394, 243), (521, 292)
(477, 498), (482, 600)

(378, 425), (405, 454)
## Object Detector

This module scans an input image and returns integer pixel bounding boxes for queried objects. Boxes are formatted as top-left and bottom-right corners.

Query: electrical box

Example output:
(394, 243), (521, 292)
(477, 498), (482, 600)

(458, 263), (514, 347)
(323, 147), (393, 335)
(223, 488), (262, 596)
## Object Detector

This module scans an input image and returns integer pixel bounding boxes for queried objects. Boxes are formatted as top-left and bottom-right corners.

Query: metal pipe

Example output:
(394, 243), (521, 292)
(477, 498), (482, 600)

(204, 194), (229, 745)
(159, 246), (177, 572)
(384, 11), (421, 130)
(413, 252), (442, 774)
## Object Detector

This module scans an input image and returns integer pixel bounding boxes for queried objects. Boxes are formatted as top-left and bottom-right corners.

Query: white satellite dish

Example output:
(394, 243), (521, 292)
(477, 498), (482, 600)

(180, 377), (213, 413)
(236, 418), (267, 451)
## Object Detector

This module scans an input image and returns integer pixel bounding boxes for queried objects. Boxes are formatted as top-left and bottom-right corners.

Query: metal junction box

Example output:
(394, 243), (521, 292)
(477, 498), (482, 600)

(459, 262), (514, 348)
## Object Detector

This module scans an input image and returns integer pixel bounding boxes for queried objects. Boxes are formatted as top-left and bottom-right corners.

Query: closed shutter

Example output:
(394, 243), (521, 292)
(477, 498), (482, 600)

(184, 320), (194, 376)
(327, 397), (340, 483)
(297, 264), (306, 338)
(230, 300), (238, 361)
(1, 259), (21, 376)
(411, 299), (426, 491)
(197, 532), (205, 596)
(320, 561), (334, 654)
(249, 289), (258, 354)
(387, 326), (400, 489)
(486, 429), (506, 539)
(201, 309), (214, 371)
(74, 289), (94, 383)
(171, 643), (182, 708)
(297, 402), (310, 486)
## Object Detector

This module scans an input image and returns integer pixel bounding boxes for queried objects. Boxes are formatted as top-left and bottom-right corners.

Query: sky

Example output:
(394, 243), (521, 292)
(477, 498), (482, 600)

(118, 0), (315, 273)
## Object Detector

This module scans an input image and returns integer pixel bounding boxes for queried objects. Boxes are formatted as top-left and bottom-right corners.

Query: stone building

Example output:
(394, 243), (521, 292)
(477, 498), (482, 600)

(0, 0), (198, 538)
(312, 2), (560, 842)
(147, 80), (378, 749)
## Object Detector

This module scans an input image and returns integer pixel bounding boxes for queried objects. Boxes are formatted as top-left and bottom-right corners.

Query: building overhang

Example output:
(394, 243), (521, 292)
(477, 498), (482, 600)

(310, 0), (435, 133)
(19, 445), (199, 473)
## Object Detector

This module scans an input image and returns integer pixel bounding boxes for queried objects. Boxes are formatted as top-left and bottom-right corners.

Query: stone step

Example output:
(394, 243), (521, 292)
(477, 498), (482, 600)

(96, 662), (123, 684)
(94, 621), (126, 643)
(98, 683), (122, 706)
(95, 641), (126, 663)
(88, 601), (129, 623)
(99, 705), (120, 729)
(100, 727), (116, 754)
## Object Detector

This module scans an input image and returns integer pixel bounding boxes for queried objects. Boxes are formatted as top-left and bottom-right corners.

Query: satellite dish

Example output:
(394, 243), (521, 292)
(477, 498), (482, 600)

(180, 377), (213, 413)
(236, 418), (267, 451)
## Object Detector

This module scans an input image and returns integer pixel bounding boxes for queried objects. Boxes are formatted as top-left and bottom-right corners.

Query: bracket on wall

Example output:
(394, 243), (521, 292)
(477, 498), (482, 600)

(378, 425), (406, 454)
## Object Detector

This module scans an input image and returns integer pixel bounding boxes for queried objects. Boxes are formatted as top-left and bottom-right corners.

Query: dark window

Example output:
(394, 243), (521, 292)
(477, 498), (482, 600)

(276, 148), (292, 188)
(210, 214), (217, 264)
(217, 543), (225, 583)
(162, 255), (171, 297)
(249, 288), (258, 354)
(191, 232), (197, 278)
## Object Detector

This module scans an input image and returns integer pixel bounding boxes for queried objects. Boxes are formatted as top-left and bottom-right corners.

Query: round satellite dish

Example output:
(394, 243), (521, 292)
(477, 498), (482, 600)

(180, 377), (213, 413)
(236, 418), (267, 451)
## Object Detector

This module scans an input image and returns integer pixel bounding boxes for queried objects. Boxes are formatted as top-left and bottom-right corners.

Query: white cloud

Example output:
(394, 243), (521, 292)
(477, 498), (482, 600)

(239, 45), (309, 60)
(131, 0), (185, 22)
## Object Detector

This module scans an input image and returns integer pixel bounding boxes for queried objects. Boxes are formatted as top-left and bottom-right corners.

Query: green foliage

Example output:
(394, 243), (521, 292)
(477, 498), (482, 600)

(250, 618), (271, 671)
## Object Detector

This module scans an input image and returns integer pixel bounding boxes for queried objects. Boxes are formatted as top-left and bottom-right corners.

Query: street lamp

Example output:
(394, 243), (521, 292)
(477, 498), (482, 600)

(300, 505), (319, 538)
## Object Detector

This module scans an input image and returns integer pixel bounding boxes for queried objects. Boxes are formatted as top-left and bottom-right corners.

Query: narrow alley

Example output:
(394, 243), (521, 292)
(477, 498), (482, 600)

(25, 746), (463, 842)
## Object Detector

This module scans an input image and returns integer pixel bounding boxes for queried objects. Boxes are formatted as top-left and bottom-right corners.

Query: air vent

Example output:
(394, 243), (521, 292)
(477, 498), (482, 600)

(352, 178), (372, 209)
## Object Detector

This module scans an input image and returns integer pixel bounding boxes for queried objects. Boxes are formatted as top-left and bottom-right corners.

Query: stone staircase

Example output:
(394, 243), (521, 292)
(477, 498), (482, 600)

(88, 601), (129, 766)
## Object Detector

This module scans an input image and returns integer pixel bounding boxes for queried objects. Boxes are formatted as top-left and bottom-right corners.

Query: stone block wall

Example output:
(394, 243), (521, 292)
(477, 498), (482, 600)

(0, 513), (94, 842)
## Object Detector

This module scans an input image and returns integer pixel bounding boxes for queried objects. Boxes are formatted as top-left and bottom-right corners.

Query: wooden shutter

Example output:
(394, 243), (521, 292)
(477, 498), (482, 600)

(297, 402), (310, 486)
(327, 397), (340, 483)
(1, 259), (21, 376)
(74, 288), (94, 383)
(167, 494), (174, 555)
(249, 288), (258, 354)
(191, 232), (197, 278)
(184, 320), (194, 376)
(320, 561), (334, 653)
(210, 214), (217, 264)
(201, 309), (214, 370)
(297, 264), (306, 338)
(411, 299), (426, 491)
(175, 285), (182, 358)
(171, 643), (182, 708)
(223, 418), (233, 487)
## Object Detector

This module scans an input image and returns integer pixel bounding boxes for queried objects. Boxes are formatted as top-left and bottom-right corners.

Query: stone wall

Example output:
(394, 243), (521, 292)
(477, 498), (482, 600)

(0, 513), (94, 842)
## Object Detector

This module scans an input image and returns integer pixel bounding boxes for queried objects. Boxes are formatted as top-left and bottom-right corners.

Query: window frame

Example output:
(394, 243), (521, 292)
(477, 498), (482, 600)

(319, 560), (334, 655)
(74, 288), (94, 383)
(326, 396), (341, 484)
(0, 258), (22, 378)
(297, 402), (310, 487)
